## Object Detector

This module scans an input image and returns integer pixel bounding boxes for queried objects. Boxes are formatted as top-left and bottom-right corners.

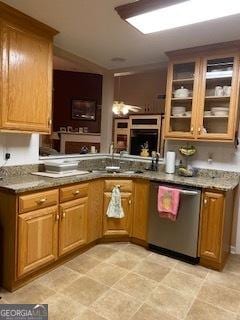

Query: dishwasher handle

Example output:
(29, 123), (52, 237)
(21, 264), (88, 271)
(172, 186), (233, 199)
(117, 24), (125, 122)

(180, 190), (199, 196)
(154, 186), (199, 196)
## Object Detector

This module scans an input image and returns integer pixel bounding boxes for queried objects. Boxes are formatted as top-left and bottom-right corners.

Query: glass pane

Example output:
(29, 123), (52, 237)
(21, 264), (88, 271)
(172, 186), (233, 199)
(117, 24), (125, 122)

(202, 57), (233, 135)
(169, 62), (195, 133)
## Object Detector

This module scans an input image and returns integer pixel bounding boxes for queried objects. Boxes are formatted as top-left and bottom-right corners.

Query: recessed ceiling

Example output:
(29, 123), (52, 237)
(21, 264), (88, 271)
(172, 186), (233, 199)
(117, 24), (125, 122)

(2, 0), (240, 69)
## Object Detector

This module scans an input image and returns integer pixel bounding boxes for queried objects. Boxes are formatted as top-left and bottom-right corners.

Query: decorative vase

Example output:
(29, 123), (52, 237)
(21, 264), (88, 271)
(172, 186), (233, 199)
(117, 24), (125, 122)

(140, 149), (149, 157)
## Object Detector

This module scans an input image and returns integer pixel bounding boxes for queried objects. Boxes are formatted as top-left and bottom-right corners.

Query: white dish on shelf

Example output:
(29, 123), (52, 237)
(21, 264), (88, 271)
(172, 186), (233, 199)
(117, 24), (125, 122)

(172, 113), (186, 117)
(212, 111), (229, 117)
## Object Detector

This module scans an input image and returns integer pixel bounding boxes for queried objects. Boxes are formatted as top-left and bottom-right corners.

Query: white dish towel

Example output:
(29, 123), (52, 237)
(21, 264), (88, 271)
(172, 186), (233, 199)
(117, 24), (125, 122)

(106, 186), (125, 219)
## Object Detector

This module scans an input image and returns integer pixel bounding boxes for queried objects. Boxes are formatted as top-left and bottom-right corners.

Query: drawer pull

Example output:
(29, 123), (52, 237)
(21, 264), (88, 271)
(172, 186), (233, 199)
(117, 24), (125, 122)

(204, 198), (208, 205)
(37, 198), (47, 205)
(73, 190), (80, 195)
(128, 199), (132, 205)
(61, 211), (66, 219)
(55, 213), (60, 221)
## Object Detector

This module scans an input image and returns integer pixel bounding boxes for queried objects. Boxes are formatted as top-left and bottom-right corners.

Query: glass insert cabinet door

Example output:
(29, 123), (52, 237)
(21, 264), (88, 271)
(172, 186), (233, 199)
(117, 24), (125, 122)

(197, 55), (239, 139)
(165, 60), (199, 138)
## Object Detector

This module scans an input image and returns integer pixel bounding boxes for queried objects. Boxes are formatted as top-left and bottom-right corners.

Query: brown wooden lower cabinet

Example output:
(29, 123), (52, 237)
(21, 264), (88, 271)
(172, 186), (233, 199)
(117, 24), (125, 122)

(199, 189), (234, 270)
(0, 178), (236, 291)
(18, 206), (58, 277)
(59, 198), (88, 256)
(103, 191), (133, 237)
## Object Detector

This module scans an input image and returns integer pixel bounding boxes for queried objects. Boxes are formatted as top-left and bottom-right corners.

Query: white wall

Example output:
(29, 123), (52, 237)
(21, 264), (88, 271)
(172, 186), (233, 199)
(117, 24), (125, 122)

(0, 133), (39, 166)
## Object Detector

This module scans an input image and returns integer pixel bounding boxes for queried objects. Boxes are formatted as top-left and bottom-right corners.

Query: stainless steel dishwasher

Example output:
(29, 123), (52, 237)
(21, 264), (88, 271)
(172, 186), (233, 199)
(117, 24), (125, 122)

(148, 182), (201, 262)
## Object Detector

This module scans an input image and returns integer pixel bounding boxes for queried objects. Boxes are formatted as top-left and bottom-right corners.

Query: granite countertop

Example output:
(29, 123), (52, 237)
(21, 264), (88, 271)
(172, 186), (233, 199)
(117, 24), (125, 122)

(0, 170), (238, 194)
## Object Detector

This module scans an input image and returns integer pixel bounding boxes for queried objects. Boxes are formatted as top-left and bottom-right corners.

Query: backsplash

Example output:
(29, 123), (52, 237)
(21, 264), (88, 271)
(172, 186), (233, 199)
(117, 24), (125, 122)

(166, 139), (240, 172)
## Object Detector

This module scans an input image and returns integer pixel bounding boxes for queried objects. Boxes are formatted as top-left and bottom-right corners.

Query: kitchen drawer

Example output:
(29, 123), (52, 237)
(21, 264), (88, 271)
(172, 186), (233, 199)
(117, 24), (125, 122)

(60, 183), (89, 203)
(19, 189), (59, 214)
(104, 180), (133, 192)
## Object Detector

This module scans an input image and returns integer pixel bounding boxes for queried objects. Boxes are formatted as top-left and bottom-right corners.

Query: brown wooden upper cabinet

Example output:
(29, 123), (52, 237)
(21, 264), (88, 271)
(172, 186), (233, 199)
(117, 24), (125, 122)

(0, 2), (58, 134)
(164, 42), (240, 142)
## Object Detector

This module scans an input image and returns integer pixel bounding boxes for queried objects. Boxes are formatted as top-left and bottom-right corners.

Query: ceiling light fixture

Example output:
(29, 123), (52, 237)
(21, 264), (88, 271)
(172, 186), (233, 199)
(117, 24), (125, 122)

(115, 0), (240, 34)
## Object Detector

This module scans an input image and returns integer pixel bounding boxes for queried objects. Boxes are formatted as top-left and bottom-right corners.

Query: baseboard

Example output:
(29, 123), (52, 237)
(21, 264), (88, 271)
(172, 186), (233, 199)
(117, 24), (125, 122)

(231, 246), (236, 254)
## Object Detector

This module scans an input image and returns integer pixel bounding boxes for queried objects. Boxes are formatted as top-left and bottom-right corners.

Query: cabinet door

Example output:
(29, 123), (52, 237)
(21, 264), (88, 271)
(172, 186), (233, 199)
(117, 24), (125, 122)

(165, 59), (200, 139)
(197, 54), (240, 141)
(18, 206), (58, 277)
(200, 191), (224, 262)
(59, 198), (88, 256)
(103, 192), (132, 237)
(132, 180), (149, 241)
(1, 22), (52, 133)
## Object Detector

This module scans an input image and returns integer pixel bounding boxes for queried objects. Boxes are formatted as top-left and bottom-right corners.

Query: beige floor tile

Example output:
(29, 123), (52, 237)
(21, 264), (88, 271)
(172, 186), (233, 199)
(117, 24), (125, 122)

(186, 299), (237, 320)
(2, 283), (55, 304)
(106, 251), (142, 270)
(174, 261), (209, 279)
(91, 288), (141, 320)
(121, 244), (151, 258)
(133, 259), (171, 282)
(75, 309), (107, 320)
(161, 270), (204, 297)
(43, 292), (86, 320)
(61, 276), (108, 306)
(147, 284), (194, 319)
(34, 265), (81, 291)
(131, 303), (178, 320)
(145, 253), (177, 268)
(113, 272), (158, 301)
(207, 269), (240, 292)
(197, 281), (240, 313)
(105, 242), (130, 251)
(65, 253), (101, 274)
(0, 297), (9, 304)
(224, 259), (240, 275)
(86, 245), (117, 261)
(86, 262), (128, 286)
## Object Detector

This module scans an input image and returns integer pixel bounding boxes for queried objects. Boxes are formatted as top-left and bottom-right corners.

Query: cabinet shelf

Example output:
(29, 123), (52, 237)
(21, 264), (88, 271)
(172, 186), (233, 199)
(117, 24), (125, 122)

(170, 116), (191, 119)
(205, 96), (230, 100)
(171, 97), (192, 101)
(172, 78), (194, 84)
(204, 115), (229, 119)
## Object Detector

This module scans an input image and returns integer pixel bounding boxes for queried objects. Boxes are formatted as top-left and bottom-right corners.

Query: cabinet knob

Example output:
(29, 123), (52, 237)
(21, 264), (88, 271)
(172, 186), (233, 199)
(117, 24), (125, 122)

(198, 127), (201, 134)
(62, 211), (66, 219)
(128, 199), (132, 205)
(73, 190), (80, 195)
(37, 198), (47, 204)
(204, 198), (208, 205)
(190, 127), (194, 134)
(55, 213), (60, 221)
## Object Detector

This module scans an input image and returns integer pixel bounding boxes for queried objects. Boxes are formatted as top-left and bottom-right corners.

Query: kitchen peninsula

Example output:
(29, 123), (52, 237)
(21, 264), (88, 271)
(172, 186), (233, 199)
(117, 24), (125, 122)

(0, 155), (238, 291)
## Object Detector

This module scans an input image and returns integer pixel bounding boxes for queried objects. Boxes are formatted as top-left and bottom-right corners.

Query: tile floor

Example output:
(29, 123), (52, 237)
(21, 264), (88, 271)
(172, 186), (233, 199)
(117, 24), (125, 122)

(1, 243), (240, 320)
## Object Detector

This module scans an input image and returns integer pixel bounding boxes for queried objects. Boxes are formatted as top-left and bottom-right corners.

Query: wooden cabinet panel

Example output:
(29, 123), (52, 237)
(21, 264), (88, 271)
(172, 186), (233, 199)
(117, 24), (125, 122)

(132, 180), (150, 241)
(1, 22), (53, 133)
(19, 189), (58, 214)
(103, 192), (132, 237)
(60, 183), (88, 203)
(200, 191), (224, 262)
(87, 180), (104, 243)
(17, 206), (58, 277)
(59, 198), (88, 256)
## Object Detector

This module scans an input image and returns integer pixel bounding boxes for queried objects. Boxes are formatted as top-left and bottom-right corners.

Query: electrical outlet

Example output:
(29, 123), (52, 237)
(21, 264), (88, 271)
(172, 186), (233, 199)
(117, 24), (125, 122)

(5, 153), (11, 160)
